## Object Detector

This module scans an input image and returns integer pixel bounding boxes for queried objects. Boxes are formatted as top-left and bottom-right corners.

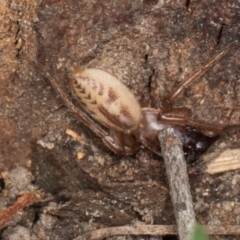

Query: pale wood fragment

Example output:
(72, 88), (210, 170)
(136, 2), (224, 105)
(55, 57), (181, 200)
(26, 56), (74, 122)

(204, 148), (240, 174)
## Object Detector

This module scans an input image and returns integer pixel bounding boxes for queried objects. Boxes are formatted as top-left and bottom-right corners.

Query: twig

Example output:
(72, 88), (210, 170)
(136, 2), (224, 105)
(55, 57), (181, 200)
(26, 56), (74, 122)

(0, 192), (40, 229)
(158, 127), (195, 240)
(103, 180), (167, 191)
(75, 224), (177, 240)
(75, 224), (240, 240)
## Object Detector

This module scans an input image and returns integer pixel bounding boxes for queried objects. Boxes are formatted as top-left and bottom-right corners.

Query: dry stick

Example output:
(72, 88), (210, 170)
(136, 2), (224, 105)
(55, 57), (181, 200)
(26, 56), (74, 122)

(158, 127), (195, 240)
(75, 225), (177, 240)
(76, 224), (240, 240)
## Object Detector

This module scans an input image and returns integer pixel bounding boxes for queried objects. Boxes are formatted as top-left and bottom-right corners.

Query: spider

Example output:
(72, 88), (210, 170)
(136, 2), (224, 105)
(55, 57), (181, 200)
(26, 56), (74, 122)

(36, 41), (237, 162)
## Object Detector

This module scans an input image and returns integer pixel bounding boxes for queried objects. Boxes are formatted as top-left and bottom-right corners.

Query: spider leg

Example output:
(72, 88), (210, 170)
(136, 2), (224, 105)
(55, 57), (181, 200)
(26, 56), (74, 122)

(163, 41), (237, 108)
(158, 110), (223, 136)
(185, 119), (223, 133)
(161, 107), (192, 118)
(103, 130), (138, 155)
(35, 62), (108, 138)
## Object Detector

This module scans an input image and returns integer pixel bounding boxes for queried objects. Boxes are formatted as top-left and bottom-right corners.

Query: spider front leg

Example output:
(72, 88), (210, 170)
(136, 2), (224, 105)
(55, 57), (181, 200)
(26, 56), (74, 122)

(158, 109), (223, 136)
(162, 41), (237, 109)
(157, 42), (237, 134)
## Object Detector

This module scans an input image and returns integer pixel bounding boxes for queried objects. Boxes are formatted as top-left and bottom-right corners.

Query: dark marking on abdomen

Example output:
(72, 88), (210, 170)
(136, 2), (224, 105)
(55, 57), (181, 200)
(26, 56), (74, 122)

(84, 93), (91, 100)
(107, 87), (118, 104)
(98, 83), (104, 96)
(98, 105), (133, 130)
(120, 105), (133, 120)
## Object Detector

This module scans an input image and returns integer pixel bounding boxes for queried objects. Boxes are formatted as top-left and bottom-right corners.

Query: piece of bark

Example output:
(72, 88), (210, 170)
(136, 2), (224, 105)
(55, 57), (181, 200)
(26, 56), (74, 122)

(203, 148), (240, 174)
(158, 128), (195, 240)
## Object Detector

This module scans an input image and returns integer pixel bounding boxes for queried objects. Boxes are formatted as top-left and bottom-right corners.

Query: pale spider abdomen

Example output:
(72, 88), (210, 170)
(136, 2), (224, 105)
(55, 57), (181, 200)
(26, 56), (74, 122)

(70, 64), (141, 133)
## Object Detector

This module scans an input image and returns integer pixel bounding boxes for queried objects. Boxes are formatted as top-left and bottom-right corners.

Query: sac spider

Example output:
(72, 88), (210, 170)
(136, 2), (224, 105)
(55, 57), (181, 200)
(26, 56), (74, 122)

(36, 41), (236, 162)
